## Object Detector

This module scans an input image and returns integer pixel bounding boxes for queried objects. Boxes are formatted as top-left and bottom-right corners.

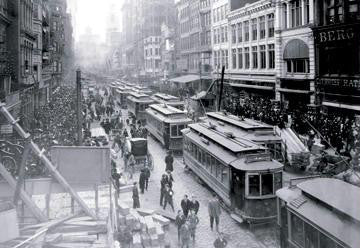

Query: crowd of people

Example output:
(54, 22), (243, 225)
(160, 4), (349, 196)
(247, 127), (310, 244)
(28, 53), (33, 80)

(222, 92), (357, 157)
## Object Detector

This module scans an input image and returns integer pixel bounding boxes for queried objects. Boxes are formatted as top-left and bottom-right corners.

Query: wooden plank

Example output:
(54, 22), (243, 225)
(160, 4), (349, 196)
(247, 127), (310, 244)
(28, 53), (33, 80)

(0, 162), (47, 222)
(13, 142), (32, 206)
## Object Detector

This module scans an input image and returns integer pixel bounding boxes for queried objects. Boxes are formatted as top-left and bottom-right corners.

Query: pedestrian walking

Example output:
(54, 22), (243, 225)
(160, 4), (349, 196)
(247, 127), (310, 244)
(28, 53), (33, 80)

(139, 169), (146, 194)
(181, 195), (191, 217)
(187, 210), (199, 241)
(180, 220), (191, 248)
(208, 194), (221, 231)
(190, 195), (200, 215)
(132, 182), (140, 208)
(143, 166), (151, 191)
(175, 210), (186, 243)
(213, 232), (227, 248)
(163, 184), (175, 212)
(165, 151), (174, 172)
(128, 153), (135, 179)
(160, 174), (167, 206)
(166, 170), (174, 188)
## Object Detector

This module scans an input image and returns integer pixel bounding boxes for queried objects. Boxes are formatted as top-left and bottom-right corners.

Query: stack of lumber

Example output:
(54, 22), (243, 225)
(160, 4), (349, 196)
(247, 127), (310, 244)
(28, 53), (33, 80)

(0, 214), (108, 248)
(117, 202), (171, 248)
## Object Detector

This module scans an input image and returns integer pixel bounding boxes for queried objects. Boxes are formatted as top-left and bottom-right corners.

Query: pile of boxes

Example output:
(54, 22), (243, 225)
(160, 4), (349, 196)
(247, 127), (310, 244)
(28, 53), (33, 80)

(117, 202), (171, 248)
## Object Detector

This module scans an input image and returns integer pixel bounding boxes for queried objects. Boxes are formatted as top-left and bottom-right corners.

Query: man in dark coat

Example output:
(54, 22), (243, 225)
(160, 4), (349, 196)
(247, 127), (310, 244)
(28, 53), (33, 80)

(208, 194), (221, 231)
(165, 151), (174, 172)
(175, 210), (186, 243)
(181, 194), (191, 217)
(132, 182), (140, 208)
(190, 195), (200, 215)
(139, 169), (146, 194)
(143, 166), (151, 191)
(213, 232), (227, 248)
(160, 174), (167, 206)
(166, 170), (174, 188)
(163, 184), (175, 212)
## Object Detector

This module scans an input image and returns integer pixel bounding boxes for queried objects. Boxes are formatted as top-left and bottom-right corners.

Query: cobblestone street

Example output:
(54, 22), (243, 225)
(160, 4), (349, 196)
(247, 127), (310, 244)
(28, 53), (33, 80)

(115, 110), (279, 248)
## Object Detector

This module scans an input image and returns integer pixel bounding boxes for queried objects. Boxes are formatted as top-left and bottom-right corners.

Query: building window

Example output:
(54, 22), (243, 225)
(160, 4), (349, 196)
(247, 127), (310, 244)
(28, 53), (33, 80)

(237, 23), (242, 42)
(268, 44), (275, 69)
(268, 13), (274, 37)
(304, 0), (310, 24)
(244, 47), (250, 69)
(244, 21), (249, 41)
(260, 45), (266, 69)
(225, 50), (228, 69)
(237, 48), (243, 69)
(232, 49), (237, 69)
(213, 29), (217, 44)
(252, 46), (258, 68)
(220, 27), (224, 43)
(231, 24), (236, 43)
(283, 4), (288, 28)
(224, 26), (228, 42)
(291, 0), (302, 27)
(251, 19), (257, 41)
(259, 16), (265, 39)
(286, 59), (309, 73)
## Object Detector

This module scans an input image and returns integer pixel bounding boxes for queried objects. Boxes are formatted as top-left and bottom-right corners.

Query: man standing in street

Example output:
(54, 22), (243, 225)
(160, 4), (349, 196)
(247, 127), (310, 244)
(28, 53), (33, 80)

(213, 232), (227, 248)
(181, 194), (191, 218)
(127, 153), (135, 179)
(132, 182), (140, 208)
(163, 184), (175, 212)
(166, 170), (174, 188)
(188, 209), (199, 241)
(160, 174), (167, 206)
(143, 165), (151, 191)
(190, 195), (200, 215)
(180, 220), (191, 248)
(139, 169), (146, 194)
(165, 151), (174, 172)
(208, 194), (221, 231)
(175, 210), (186, 244)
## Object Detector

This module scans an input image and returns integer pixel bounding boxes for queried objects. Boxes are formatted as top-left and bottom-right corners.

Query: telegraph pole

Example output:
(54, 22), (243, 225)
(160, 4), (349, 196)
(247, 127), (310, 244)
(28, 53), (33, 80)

(76, 69), (82, 146)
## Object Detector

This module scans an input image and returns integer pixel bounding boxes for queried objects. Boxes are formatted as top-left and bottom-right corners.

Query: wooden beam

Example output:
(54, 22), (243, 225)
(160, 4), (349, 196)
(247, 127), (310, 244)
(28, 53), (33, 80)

(0, 162), (47, 222)
(29, 141), (97, 220)
(13, 141), (32, 206)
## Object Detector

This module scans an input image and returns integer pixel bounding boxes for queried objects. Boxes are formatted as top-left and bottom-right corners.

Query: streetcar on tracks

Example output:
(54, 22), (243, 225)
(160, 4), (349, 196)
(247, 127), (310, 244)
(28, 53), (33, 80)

(127, 92), (154, 124)
(182, 119), (283, 225)
(202, 112), (283, 161)
(146, 104), (192, 151)
(276, 177), (359, 248)
(116, 86), (132, 107)
(151, 93), (185, 110)
(133, 85), (152, 95)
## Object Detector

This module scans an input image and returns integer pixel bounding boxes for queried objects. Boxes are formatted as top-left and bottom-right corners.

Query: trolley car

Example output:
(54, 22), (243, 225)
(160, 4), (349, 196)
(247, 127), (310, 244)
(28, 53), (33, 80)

(203, 112), (283, 161)
(182, 119), (283, 225)
(127, 92), (154, 124)
(276, 177), (359, 248)
(151, 93), (185, 110)
(146, 104), (192, 151)
(116, 86), (132, 107)
(133, 85), (152, 95)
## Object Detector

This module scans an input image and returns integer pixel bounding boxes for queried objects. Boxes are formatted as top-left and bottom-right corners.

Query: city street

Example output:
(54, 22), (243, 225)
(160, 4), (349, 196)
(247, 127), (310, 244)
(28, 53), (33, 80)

(112, 110), (278, 248)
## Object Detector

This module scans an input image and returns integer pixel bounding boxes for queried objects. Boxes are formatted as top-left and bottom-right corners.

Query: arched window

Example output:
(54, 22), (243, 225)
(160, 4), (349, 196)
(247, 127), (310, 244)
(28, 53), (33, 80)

(283, 39), (310, 73)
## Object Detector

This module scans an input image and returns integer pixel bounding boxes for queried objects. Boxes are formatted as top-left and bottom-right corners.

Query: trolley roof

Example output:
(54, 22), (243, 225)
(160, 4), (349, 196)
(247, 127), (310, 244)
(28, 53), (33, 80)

(206, 112), (274, 131)
(276, 178), (360, 248)
(127, 92), (154, 103)
(153, 93), (180, 101)
(146, 104), (192, 123)
(183, 128), (282, 171)
(187, 122), (263, 153)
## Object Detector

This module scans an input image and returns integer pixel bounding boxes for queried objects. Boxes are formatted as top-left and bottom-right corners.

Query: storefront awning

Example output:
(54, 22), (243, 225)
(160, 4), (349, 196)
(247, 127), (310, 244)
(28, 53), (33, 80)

(278, 88), (313, 94)
(229, 83), (274, 91)
(169, 75), (212, 84)
(283, 39), (309, 59)
(322, 101), (360, 111)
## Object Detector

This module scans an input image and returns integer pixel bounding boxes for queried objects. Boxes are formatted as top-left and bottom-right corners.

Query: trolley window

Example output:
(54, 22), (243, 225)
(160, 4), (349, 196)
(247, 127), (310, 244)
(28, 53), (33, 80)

(249, 175), (260, 196)
(289, 212), (345, 248)
(247, 172), (282, 197)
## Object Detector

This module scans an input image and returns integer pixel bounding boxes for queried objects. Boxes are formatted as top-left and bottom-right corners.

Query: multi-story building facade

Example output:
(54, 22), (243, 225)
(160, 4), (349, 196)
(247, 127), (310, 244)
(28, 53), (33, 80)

(144, 36), (162, 77)
(274, 0), (315, 109)
(312, 0), (360, 114)
(160, 23), (177, 79)
(227, 0), (276, 99)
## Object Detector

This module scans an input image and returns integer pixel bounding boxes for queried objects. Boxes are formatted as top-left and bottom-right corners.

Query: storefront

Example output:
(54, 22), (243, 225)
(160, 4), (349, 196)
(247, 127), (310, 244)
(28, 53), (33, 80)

(312, 7), (360, 114)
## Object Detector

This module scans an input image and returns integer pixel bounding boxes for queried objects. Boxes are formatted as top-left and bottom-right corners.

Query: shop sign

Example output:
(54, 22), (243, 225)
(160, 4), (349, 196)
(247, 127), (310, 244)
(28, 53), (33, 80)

(315, 27), (356, 43)
(316, 78), (360, 89)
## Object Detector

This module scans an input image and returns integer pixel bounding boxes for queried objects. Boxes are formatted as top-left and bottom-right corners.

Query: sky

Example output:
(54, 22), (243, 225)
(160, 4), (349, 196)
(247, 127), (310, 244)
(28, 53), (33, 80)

(67, 0), (123, 42)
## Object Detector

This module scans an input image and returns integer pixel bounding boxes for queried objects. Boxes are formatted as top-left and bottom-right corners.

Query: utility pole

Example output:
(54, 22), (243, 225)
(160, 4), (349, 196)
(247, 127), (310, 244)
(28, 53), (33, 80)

(199, 61), (202, 91)
(218, 66), (225, 112)
(76, 69), (82, 146)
